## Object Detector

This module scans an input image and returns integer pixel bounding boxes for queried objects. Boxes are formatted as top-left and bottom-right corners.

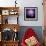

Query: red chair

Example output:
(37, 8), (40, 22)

(21, 28), (41, 46)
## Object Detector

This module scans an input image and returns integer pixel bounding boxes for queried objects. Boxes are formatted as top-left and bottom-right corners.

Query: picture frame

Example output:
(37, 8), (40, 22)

(24, 7), (38, 21)
(2, 16), (18, 24)
(2, 16), (8, 24)
(2, 10), (9, 15)
(8, 16), (18, 24)
(9, 10), (18, 15)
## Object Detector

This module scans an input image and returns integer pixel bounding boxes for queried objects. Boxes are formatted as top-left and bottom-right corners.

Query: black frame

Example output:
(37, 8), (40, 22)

(24, 7), (38, 21)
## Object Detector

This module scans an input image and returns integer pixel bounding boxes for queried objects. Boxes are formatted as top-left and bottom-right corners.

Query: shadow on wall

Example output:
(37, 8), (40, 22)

(18, 26), (44, 44)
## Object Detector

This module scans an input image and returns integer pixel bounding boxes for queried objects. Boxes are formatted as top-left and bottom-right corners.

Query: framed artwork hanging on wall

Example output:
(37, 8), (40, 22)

(24, 7), (38, 21)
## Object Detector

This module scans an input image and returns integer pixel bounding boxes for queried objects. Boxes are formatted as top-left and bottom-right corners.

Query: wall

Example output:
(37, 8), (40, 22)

(18, 0), (44, 26)
(0, 0), (44, 26)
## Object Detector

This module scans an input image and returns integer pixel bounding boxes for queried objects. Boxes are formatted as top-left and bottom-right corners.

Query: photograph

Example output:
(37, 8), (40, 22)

(24, 7), (38, 21)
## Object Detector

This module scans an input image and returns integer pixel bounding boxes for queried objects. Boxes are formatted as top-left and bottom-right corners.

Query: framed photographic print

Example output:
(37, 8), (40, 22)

(2, 10), (9, 15)
(9, 9), (18, 15)
(8, 16), (18, 24)
(2, 16), (18, 24)
(2, 16), (8, 24)
(24, 7), (38, 21)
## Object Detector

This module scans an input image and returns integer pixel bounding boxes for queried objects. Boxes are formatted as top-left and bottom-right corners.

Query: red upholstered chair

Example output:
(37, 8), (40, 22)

(21, 28), (41, 46)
